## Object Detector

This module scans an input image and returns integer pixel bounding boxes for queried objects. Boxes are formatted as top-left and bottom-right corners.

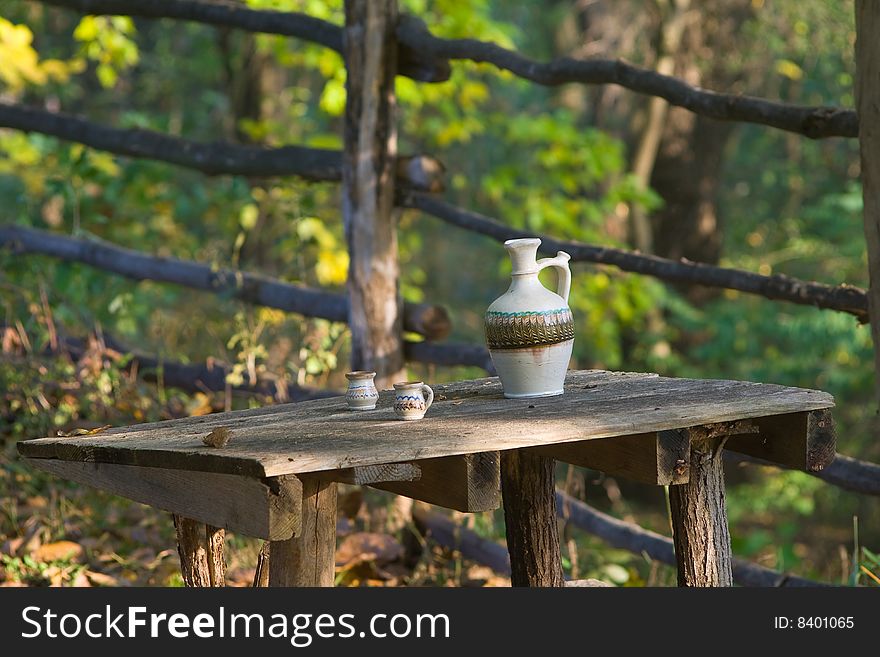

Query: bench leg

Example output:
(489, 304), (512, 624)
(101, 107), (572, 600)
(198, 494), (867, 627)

(252, 541), (271, 587)
(669, 429), (734, 586)
(173, 515), (226, 587)
(501, 449), (565, 587)
(269, 477), (337, 586)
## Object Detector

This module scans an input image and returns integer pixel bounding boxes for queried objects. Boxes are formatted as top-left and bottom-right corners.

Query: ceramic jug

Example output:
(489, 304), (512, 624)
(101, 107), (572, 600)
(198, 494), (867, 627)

(485, 238), (573, 398)
(345, 371), (379, 410)
(393, 381), (434, 420)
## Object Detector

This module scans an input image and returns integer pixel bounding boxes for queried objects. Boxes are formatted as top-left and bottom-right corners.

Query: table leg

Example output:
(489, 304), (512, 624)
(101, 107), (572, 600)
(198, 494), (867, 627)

(252, 541), (270, 587)
(501, 449), (565, 587)
(172, 515), (226, 587)
(269, 476), (337, 586)
(668, 428), (734, 586)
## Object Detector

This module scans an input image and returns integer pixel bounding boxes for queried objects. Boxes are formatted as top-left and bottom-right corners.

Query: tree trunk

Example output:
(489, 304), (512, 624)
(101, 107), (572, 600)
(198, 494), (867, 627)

(629, 0), (691, 254)
(649, 0), (753, 287)
(172, 515), (226, 587)
(668, 429), (733, 586)
(342, 0), (405, 389)
(856, 0), (880, 406)
(501, 450), (565, 587)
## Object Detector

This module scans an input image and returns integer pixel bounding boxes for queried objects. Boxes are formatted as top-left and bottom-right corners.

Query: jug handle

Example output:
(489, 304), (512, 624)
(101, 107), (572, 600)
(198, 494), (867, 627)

(421, 384), (434, 410)
(537, 251), (572, 303)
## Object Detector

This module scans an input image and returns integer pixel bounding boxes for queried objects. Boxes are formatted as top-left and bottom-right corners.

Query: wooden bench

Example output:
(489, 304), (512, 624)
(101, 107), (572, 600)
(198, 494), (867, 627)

(17, 370), (835, 587)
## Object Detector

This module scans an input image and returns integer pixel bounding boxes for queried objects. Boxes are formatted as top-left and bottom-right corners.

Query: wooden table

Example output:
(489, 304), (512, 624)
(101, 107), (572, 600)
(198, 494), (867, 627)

(18, 370), (836, 587)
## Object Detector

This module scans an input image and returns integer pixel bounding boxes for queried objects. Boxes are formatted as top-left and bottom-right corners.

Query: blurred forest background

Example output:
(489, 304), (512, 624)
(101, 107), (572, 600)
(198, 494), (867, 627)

(1, 0), (878, 587)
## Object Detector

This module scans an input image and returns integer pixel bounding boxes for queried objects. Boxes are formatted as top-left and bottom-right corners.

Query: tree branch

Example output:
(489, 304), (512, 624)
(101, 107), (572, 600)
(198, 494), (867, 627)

(0, 224), (451, 340)
(0, 102), (341, 180)
(403, 192), (869, 322)
(396, 15), (857, 139)
(0, 103), (446, 191)
(38, 0), (449, 82)
(36, 1), (855, 137)
(52, 332), (333, 402)
(412, 492), (826, 586)
(555, 490), (825, 586)
(725, 451), (880, 497)
(404, 340), (494, 374)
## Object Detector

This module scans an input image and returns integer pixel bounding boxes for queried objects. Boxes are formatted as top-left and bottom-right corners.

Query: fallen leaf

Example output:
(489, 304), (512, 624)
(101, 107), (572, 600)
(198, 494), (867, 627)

(84, 570), (122, 587)
(32, 541), (83, 563)
(203, 426), (231, 448)
(335, 532), (403, 569)
(57, 425), (112, 437)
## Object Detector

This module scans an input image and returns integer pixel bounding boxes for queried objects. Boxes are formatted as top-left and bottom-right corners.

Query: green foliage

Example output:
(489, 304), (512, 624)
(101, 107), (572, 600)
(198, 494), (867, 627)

(73, 16), (139, 88)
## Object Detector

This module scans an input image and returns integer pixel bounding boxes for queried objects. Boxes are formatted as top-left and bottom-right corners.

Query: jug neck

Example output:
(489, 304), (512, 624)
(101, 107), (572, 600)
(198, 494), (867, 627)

(504, 238), (542, 275)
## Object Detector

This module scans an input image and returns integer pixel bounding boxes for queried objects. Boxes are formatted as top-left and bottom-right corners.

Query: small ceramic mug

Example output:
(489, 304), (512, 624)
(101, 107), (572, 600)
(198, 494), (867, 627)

(393, 381), (434, 421)
(345, 371), (379, 410)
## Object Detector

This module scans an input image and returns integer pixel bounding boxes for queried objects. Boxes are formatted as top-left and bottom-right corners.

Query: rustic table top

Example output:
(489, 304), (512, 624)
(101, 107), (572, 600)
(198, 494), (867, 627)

(19, 370), (834, 479)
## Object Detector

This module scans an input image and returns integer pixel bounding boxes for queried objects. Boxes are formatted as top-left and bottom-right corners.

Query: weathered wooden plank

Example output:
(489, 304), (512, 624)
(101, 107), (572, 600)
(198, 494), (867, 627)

(327, 462), (421, 485)
(18, 370), (834, 479)
(269, 476), (337, 587)
(531, 430), (690, 485)
(724, 410), (836, 472)
(501, 450), (565, 587)
(372, 452), (500, 512)
(24, 458), (302, 540)
(173, 516), (226, 587)
(669, 427), (733, 587)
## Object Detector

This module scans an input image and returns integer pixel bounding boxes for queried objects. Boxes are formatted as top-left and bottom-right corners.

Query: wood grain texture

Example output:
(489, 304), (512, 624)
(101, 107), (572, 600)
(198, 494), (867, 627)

(269, 477), (337, 587)
(501, 450), (565, 587)
(532, 430), (690, 485)
(669, 428), (733, 587)
(18, 371), (834, 478)
(327, 462), (421, 485)
(372, 452), (500, 512)
(173, 515), (226, 587)
(725, 410), (836, 472)
(24, 458), (302, 540)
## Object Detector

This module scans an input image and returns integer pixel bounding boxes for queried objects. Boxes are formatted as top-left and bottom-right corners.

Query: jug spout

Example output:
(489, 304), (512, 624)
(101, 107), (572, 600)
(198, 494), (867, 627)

(504, 238), (542, 275)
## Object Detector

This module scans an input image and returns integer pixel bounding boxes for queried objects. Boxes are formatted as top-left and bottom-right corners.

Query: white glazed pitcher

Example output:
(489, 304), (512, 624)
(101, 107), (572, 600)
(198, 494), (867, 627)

(485, 238), (573, 398)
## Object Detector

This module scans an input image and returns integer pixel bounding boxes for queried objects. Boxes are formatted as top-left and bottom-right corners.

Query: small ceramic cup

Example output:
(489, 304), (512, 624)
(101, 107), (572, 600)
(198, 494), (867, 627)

(345, 371), (379, 410)
(393, 381), (434, 421)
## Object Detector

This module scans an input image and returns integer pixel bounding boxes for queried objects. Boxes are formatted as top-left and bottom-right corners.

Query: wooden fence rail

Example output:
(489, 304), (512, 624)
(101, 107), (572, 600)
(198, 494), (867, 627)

(37, 0), (856, 137)
(403, 192), (871, 322)
(0, 223), (451, 341)
(0, 101), (865, 320)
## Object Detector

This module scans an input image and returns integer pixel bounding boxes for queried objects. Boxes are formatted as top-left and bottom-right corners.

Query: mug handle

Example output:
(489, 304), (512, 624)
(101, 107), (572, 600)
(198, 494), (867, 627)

(421, 384), (434, 410)
(537, 251), (572, 303)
